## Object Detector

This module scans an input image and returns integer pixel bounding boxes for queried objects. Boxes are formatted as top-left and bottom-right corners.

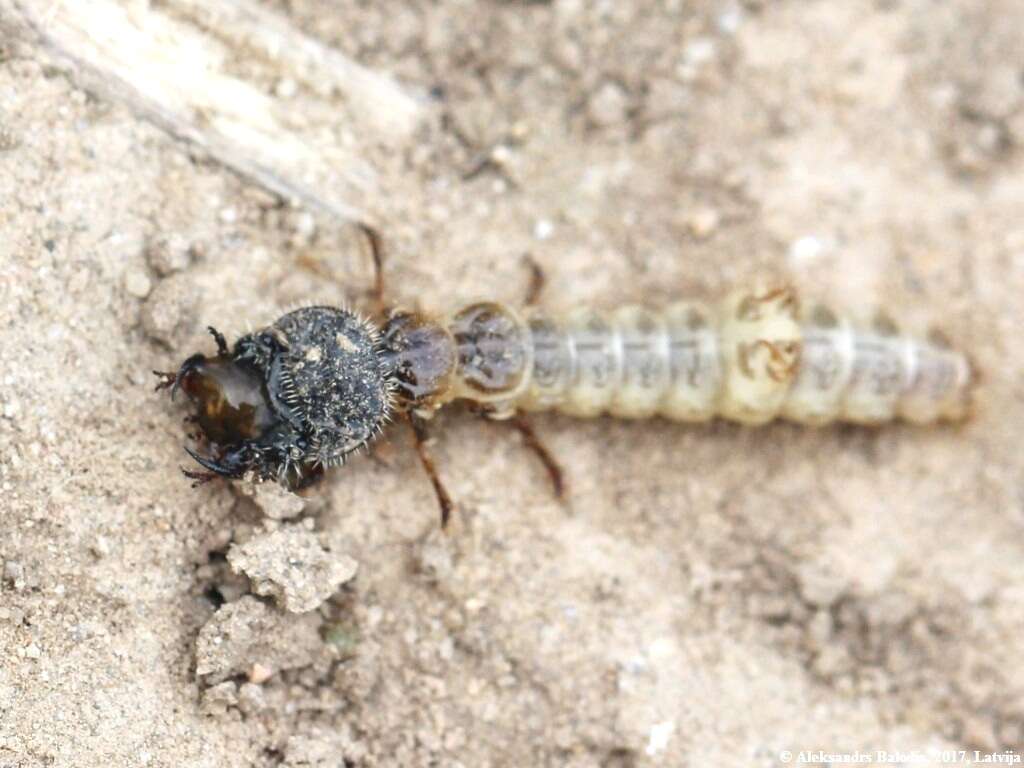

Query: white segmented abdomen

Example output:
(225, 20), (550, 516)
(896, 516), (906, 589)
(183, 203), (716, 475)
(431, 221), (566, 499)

(898, 329), (971, 423)
(560, 307), (621, 418)
(716, 287), (802, 424)
(508, 287), (972, 425)
(781, 302), (856, 425)
(661, 302), (722, 421)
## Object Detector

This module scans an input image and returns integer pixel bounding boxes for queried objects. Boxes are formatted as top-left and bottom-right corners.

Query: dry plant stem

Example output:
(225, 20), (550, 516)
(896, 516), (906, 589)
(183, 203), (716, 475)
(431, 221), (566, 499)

(1, 0), (424, 224)
(164, 0), (422, 140)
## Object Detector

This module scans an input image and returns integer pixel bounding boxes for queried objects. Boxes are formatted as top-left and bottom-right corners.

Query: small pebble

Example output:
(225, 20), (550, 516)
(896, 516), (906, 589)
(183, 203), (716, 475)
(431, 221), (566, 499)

(588, 81), (629, 127)
(685, 37), (716, 67)
(807, 609), (833, 645)
(812, 645), (851, 678)
(285, 210), (317, 247)
(250, 662), (273, 684)
(490, 144), (513, 167)
(717, 6), (743, 34)
(200, 681), (238, 717)
(3, 560), (24, 586)
(146, 234), (193, 275)
(233, 482), (307, 521)
(645, 720), (676, 757)
(275, 78), (298, 99)
(124, 269), (153, 299)
(976, 123), (1004, 154)
(788, 235), (825, 266)
(237, 682), (266, 714)
(195, 597), (322, 683)
(91, 536), (111, 558)
(0, 126), (17, 151)
(323, 620), (361, 659)
(797, 562), (848, 607)
(687, 207), (720, 239)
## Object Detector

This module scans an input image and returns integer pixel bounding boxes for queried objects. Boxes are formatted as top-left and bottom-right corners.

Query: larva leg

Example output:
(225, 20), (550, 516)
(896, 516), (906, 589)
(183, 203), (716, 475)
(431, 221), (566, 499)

(358, 223), (387, 318)
(406, 413), (454, 528)
(472, 403), (566, 500)
(508, 413), (566, 499)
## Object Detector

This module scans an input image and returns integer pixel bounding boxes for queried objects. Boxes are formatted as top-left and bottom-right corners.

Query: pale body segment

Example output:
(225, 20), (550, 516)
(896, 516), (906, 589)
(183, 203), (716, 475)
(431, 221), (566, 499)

(389, 286), (972, 426)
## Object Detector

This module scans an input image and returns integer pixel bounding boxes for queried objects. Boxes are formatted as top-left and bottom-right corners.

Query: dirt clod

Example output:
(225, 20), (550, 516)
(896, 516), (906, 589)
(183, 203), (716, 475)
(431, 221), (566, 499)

(146, 233), (194, 276)
(140, 273), (199, 347)
(227, 525), (358, 613)
(234, 481), (308, 520)
(200, 681), (239, 718)
(195, 596), (324, 684)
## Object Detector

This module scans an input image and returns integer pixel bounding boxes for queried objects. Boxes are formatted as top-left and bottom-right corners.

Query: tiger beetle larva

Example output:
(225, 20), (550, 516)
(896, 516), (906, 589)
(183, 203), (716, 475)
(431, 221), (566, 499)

(154, 274), (973, 526)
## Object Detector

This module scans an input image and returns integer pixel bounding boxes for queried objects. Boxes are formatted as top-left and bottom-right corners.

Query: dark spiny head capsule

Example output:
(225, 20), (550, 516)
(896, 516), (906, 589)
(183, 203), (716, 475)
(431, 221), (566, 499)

(156, 306), (393, 489)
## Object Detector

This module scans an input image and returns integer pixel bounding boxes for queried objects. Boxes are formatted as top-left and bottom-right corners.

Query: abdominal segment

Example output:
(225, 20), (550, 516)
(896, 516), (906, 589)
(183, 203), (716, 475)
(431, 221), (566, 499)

(387, 289), (973, 425)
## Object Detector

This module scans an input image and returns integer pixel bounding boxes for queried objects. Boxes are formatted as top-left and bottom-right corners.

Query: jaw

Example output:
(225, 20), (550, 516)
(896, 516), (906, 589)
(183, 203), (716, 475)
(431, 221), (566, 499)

(183, 444), (247, 479)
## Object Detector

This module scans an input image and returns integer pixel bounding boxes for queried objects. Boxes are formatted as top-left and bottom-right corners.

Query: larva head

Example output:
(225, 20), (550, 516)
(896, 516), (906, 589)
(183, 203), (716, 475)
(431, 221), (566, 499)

(157, 306), (394, 488)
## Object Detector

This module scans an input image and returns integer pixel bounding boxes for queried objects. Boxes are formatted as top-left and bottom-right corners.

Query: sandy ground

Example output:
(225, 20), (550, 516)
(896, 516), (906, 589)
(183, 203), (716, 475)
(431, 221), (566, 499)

(2, 0), (1024, 765)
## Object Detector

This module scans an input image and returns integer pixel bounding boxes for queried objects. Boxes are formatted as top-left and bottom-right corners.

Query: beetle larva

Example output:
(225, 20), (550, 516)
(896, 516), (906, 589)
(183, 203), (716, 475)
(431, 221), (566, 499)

(155, 285), (972, 499)
(391, 286), (971, 427)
